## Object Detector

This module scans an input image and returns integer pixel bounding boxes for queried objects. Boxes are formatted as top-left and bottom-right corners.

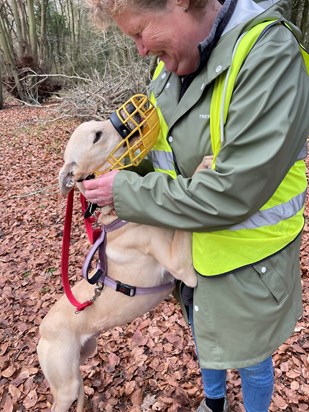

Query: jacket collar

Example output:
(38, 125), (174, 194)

(180, 0), (238, 98)
(149, 0), (294, 130)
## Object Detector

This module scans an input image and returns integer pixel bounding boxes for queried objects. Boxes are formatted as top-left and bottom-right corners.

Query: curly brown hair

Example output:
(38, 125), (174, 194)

(86, 0), (209, 29)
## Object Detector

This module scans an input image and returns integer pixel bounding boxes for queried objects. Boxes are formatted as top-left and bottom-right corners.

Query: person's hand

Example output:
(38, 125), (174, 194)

(83, 170), (119, 207)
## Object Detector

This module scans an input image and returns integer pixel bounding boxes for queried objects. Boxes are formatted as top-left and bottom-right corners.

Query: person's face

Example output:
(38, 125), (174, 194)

(112, 1), (215, 76)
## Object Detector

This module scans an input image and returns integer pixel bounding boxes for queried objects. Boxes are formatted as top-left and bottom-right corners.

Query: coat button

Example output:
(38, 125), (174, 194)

(161, 72), (167, 79)
(194, 305), (199, 312)
(261, 266), (267, 273)
(168, 135), (173, 143)
(216, 65), (222, 73)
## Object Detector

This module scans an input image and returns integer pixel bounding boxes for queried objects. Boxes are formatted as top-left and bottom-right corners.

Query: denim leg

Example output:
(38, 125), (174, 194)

(188, 304), (227, 399)
(239, 356), (274, 412)
(188, 299), (274, 409)
(201, 368), (227, 399)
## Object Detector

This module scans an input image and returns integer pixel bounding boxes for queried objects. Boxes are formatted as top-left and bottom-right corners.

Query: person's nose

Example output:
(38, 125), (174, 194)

(135, 39), (149, 57)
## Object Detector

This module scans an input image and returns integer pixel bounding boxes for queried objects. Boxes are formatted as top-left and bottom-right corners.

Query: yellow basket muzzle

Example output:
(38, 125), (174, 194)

(94, 94), (160, 175)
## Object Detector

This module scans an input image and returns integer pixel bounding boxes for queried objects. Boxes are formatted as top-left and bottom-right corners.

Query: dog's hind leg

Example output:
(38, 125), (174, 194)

(75, 375), (85, 412)
(39, 337), (85, 412)
(37, 311), (86, 412)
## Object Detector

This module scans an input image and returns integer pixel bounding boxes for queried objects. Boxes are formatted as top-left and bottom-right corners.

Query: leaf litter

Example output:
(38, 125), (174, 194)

(0, 103), (308, 411)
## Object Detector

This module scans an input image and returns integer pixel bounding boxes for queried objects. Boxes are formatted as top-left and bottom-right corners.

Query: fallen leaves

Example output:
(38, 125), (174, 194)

(0, 102), (308, 411)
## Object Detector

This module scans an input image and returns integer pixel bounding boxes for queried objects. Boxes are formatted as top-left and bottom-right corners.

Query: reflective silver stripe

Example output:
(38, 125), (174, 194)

(296, 143), (308, 160)
(229, 190), (306, 231)
(148, 150), (174, 170)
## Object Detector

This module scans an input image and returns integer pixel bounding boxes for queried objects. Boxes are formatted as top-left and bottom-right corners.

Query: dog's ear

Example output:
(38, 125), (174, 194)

(59, 162), (77, 196)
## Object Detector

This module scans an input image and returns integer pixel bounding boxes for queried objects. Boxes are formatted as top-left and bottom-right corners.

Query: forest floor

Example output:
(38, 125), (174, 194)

(0, 102), (308, 412)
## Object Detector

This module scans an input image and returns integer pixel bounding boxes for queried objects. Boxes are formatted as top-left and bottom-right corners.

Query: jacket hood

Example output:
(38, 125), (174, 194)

(200, 0), (292, 50)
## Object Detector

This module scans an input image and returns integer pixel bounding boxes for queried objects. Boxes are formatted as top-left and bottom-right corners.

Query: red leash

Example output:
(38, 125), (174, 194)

(61, 188), (94, 312)
(80, 194), (102, 244)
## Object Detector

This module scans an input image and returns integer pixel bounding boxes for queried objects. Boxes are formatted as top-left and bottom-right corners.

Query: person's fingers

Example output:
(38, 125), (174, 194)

(82, 170), (119, 206)
(82, 178), (98, 190)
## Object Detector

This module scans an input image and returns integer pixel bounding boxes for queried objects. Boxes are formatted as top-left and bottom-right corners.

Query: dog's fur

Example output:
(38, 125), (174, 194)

(37, 119), (201, 412)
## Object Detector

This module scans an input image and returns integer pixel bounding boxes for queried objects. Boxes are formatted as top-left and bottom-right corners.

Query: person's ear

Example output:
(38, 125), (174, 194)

(175, 0), (190, 12)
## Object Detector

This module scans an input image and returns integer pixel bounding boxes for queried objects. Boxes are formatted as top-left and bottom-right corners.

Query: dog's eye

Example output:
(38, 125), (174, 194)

(93, 131), (102, 144)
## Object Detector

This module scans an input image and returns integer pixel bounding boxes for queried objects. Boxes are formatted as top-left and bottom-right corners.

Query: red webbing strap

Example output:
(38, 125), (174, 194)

(61, 188), (93, 312)
(80, 194), (102, 244)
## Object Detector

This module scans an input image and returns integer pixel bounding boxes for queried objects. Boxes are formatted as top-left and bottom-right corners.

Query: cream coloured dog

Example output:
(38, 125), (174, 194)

(37, 119), (206, 412)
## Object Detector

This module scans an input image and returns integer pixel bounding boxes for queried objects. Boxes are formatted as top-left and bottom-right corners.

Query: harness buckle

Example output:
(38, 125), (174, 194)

(115, 281), (136, 297)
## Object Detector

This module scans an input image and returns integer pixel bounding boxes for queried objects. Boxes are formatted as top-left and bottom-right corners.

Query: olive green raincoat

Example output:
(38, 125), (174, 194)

(112, 0), (308, 368)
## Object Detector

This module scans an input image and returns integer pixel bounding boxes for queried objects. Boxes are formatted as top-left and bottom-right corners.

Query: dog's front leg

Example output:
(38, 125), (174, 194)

(170, 230), (197, 287)
(149, 228), (197, 287)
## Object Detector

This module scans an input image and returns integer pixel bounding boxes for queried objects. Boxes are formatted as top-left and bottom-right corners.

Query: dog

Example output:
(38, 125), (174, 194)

(37, 118), (206, 412)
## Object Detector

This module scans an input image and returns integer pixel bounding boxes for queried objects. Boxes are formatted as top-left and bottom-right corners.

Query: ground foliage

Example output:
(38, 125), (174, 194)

(0, 103), (308, 412)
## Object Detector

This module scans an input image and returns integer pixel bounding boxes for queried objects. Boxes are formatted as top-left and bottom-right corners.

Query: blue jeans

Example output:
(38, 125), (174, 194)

(188, 306), (274, 412)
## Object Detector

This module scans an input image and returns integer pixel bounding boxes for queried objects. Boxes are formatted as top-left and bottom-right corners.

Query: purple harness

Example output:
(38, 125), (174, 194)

(82, 219), (175, 297)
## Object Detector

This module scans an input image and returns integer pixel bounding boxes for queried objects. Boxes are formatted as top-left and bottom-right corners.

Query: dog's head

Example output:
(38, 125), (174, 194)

(59, 95), (159, 197)
(59, 119), (125, 196)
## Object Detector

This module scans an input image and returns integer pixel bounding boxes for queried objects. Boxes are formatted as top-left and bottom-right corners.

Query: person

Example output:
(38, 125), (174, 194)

(83, 0), (309, 411)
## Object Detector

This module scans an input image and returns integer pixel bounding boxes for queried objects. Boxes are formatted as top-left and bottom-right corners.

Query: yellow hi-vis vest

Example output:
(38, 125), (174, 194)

(150, 20), (308, 276)
(149, 69), (177, 179)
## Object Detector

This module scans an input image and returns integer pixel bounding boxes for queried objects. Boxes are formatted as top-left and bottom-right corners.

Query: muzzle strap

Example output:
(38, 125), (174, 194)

(110, 111), (132, 139)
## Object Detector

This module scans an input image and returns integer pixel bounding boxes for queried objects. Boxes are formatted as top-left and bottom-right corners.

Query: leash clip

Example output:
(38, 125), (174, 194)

(91, 283), (104, 302)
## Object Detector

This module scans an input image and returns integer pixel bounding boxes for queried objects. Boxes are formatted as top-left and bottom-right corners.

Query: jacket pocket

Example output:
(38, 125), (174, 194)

(252, 262), (290, 304)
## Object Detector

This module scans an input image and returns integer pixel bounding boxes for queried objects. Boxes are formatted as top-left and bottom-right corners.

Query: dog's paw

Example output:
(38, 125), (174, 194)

(183, 273), (198, 288)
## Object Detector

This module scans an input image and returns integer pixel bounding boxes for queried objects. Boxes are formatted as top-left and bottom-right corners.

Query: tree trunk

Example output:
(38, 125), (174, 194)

(69, 0), (76, 63)
(0, 56), (3, 109)
(26, 0), (38, 63)
(10, 0), (24, 57)
(17, 0), (30, 55)
(0, 13), (16, 65)
(291, 0), (309, 48)
(299, 0), (309, 48)
(39, 0), (49, 63)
